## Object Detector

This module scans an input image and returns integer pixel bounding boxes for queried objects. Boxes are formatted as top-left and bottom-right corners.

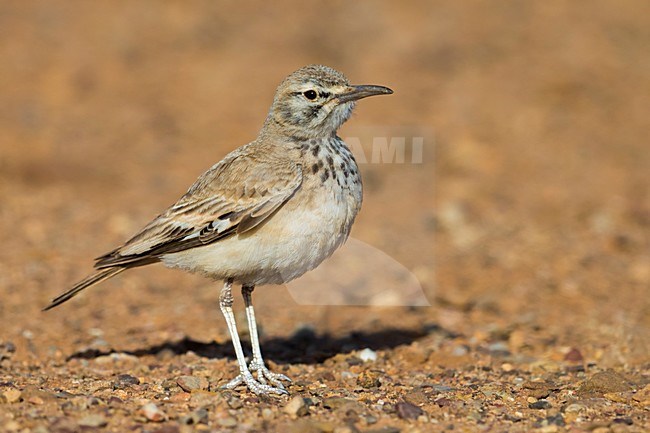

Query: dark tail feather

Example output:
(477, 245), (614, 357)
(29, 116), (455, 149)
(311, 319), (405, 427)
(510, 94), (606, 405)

(43, 267), (126, 311)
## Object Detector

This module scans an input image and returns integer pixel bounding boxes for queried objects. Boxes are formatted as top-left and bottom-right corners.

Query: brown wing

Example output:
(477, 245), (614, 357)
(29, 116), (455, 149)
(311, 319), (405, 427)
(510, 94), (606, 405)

(95, 145), (303, 268)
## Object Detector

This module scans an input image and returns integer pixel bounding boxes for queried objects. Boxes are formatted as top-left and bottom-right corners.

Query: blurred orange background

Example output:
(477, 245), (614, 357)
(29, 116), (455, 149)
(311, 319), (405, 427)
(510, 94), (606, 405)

(0, 1), (647, 367)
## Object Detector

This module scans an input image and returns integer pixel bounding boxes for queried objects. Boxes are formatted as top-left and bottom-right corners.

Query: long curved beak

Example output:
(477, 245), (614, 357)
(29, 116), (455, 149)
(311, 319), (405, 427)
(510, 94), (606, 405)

(337, 85), (393, 103)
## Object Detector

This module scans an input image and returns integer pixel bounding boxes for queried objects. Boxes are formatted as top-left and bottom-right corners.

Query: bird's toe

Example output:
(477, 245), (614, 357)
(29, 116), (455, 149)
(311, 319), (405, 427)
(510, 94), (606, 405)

(221, 371), (288, 396)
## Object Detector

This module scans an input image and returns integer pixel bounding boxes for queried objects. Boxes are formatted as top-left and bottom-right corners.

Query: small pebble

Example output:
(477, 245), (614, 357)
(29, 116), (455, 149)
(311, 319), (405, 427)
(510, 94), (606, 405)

(2, 388), (21, 404)
(28, 396), (44, 405)
(404, 390), (428, 406)
(261, 407), (274, 421)
(523, 381), (553, 399)
(564, 347), (584, 362)
(283, 395), (309, 417)
(358, 348), (377, 362)
(141, 402), (167, 422)
(227, 395), (243, 409)
(529, 400), (552, 410)
(545, 414), (565, 426)
(604, 392), (631, 403)
(613, 417), (633, 425)
(363, 414), (378, 425)
(451, 345), (468, 356)
(180, 408), (208, 425)
(108, 396), (123, 405)
(0, 342), (16, 361)
(579, 370), (632, 396)
(189, 390), (220, 405)
(488, 341), (511, 356)
(176, 375), (209, 392)
(170, 392), (191, 402)
(319, 371), (336, 381)
(323, 397), (357, 410)
(396, 400), (424, 420)
(114, 374), (140, 389)
(357, 370), (381, 388)
(632, 384), (650, 405)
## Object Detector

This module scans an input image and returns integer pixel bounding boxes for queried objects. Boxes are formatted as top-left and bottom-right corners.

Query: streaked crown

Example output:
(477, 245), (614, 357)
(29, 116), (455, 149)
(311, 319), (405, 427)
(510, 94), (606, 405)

(264, 65), (392, 139)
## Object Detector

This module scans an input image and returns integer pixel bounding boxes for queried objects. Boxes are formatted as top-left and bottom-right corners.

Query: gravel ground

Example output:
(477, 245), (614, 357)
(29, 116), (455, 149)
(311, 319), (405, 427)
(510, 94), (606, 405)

(1, 1), (648, 432)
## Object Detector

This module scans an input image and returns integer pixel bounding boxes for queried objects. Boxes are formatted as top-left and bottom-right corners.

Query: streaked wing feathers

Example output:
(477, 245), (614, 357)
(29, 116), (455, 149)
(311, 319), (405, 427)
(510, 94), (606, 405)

(95, 148), (302, 269)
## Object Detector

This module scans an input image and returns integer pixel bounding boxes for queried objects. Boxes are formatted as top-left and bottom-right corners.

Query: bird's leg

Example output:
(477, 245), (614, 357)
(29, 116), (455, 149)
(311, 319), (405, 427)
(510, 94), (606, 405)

(241, 284), (292, 388)
(218, 279), (286, 395)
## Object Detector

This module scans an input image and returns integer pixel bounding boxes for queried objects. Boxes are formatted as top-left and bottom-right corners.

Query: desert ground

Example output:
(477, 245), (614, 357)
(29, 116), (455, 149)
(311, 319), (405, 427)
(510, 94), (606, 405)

(0, 1), (648, 432)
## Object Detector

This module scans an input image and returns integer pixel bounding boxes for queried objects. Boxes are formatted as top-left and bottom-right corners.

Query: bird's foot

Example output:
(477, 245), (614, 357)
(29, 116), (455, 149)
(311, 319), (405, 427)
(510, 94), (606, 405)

(222, 368), (289, 396)
(249, 359), (292, 389)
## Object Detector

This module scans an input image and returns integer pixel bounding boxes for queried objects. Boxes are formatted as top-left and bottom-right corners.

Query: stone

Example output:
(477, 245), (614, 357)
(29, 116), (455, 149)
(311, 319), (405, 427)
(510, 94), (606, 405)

(115, 374), (140, 387)
(579, 370), (632, 397)
(180, 408), (208, 425)
(529, 400), (552, 409)
(170, 392), (191, 402)
(141, 402), (167, 422)
(28, 396), (44, 405)
(189, 390), (221, 405)
(396, 400), (424, 420)
(523, 381), (553, 399)
(176, 375), (209, 392)
(434, 397), (452, 407)
(564, 347), (583, 362)
(632, 384), (650, 406)
(323, 397), (358, 410)
(357, 370), (381, 388)
(284, 395), (309, 417)
(604, 392), (632, 404)
(1, 388), (21, 404)
(404, 390), (429, 406)
(358, 348), (377, 362)
(227, 395), (243, 409)
(261, 407), (274, 420)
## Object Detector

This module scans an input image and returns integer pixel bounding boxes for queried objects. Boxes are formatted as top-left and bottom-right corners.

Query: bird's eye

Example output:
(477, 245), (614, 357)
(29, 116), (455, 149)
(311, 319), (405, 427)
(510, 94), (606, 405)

(303, 90), (318, 100)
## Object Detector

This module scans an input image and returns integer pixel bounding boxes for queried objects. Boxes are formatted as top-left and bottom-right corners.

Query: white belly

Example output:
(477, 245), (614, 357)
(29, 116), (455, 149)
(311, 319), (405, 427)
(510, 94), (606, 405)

(160, 186), (358, 285)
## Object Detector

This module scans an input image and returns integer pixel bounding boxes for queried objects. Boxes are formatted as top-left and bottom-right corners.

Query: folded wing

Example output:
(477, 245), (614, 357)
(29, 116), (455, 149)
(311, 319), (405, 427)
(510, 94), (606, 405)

(95, 148), (303, 269)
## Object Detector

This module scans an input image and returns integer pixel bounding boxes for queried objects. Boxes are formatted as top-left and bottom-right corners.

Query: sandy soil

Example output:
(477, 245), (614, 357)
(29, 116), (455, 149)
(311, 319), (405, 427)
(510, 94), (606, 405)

(1, 1), (648, 432)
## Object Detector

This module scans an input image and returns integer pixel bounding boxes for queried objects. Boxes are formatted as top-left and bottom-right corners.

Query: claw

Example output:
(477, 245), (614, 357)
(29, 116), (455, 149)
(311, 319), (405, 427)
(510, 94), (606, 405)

(249, 360), (292, 389)
(221, 369), (288, 396)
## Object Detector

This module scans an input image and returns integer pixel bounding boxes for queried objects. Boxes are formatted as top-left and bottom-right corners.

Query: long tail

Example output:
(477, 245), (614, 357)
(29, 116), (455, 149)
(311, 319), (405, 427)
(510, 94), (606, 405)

(43, 267), (126, 311)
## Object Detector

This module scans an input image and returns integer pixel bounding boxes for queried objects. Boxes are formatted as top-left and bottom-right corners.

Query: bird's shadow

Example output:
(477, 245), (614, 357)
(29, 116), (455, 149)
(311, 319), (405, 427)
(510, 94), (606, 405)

(67, 324), (448, 365)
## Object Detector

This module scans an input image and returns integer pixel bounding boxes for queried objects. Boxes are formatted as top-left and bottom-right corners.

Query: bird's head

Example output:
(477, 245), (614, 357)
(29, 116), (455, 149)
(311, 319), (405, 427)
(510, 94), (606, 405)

(265, 65), (393, 139)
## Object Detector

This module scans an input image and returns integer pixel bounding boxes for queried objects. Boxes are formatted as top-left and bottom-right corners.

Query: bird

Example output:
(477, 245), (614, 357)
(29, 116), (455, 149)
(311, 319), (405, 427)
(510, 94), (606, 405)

(44, 64), (393, 396)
